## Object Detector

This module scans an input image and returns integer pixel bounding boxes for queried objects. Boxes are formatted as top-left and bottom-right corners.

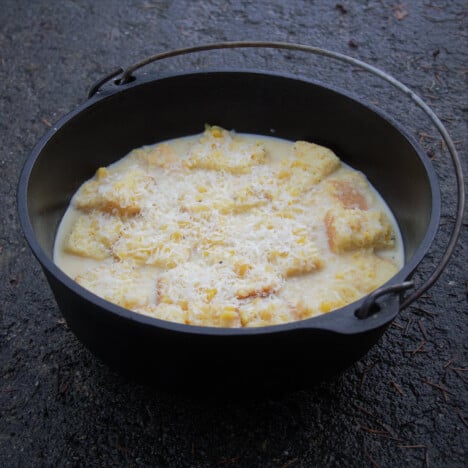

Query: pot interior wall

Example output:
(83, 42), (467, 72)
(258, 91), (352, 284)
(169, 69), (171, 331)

(27, 72), (435, 269)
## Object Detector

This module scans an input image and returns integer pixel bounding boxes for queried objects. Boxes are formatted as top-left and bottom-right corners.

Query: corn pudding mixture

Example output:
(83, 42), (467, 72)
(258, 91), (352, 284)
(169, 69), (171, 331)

(54, 126), (403, 327)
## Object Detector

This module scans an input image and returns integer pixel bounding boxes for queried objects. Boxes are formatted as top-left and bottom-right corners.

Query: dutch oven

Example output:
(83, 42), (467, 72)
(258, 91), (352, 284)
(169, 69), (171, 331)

(18, 43), (464, 392)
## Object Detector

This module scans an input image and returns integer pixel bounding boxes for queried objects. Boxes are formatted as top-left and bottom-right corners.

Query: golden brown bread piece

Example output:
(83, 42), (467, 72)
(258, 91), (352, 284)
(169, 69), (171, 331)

(75, 261), (149, 310)
(325, 207), (395, 253)
(74, 167), (155, 216)
(276, 140), (341, 194)
(184, 125), (267, 174)
(239, 296), (294, 327)
(132, 143), (178, 169)
(65, 211), (123, 260)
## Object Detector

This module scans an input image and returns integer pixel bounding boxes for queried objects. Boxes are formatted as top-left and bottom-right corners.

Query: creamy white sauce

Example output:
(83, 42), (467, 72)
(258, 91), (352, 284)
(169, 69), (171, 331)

(54, 129), (404, 327)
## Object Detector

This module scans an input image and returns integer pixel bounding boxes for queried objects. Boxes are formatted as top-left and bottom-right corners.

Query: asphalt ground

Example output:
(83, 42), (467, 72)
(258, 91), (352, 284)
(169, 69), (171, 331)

(1, 1), (467, 466)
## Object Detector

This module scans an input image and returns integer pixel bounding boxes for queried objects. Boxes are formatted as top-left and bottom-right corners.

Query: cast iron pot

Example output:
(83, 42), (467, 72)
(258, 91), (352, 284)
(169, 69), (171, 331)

(18, 45), (451, 392)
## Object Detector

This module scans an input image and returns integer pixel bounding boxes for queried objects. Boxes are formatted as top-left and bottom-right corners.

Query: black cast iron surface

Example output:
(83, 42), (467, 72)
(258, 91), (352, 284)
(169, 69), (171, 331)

(1, 1), (466, 467)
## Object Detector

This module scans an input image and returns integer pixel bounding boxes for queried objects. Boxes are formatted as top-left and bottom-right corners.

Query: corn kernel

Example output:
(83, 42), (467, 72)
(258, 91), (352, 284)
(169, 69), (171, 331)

(288, 188), (301, 197)
(170, 231), (183, 241)
(96, 167), (108, 179)
(160, 295), (173, 304)
(204, 288), (217, 302)
(234, 263), (252, 277)
(259, 309), (273, 320)
(220, 307), (238, 325)
(319, 301), (334, 312)
(211, 127), (223, 138)
(178, 300), (188, 311)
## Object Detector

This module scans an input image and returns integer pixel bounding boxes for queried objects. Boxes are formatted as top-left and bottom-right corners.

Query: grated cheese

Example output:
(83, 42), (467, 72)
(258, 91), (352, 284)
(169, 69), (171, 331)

(54, 126), (403, 327)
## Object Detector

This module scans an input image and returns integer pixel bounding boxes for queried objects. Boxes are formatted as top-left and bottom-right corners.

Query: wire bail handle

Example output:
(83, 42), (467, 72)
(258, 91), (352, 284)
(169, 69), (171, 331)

(89, 41), (464, 314)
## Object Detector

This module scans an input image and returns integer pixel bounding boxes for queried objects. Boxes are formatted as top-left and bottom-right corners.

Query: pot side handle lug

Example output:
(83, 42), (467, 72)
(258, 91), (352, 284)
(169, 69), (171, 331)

(355, 281), (414, 320)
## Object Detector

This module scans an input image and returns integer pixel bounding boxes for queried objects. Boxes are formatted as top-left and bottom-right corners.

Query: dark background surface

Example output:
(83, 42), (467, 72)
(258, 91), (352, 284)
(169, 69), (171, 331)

(1, 1), (466, 466)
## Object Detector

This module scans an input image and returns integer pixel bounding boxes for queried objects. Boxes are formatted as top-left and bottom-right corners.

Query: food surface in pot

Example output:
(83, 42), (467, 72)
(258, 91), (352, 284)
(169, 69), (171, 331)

(54, 125), (403, 327)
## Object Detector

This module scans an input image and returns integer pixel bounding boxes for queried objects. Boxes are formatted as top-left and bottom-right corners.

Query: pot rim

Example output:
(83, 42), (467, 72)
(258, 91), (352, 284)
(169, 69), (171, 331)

(17, 69), (441, 336)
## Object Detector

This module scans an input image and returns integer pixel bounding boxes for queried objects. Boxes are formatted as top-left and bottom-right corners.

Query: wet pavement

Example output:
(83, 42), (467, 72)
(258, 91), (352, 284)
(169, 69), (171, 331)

(1, 1), (466, 466)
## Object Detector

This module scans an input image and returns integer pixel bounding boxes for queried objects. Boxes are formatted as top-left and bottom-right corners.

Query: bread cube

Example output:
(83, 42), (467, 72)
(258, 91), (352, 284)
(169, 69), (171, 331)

(132, 143), (178, 169)
(185, 125), (267, 174)
(335, 251), (399, 293)
(324, 171), (372, 210)
(75, 261), (149, 310)
(239, 296), (293, 327)
(112, 219), (192, 268)
(215, 185), (272, 214)
(277, 140), (340, 193)
(65, 211), (123, 260)
(235, 263), (284, 299)
(186, 303), (241, 328)
(74, 167), (155, 216)
(267, 239), (323, 277)
(324, 207), (395, 253)
(156, 261), (242, 327)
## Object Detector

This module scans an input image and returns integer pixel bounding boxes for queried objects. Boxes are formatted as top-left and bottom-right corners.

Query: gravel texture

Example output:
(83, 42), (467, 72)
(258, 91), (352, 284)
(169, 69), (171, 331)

(1, 1), (466, 466)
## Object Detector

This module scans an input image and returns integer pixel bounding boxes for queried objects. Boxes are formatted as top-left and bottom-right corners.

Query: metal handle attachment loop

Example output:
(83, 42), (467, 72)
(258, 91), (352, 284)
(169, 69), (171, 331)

(88, 67), (124, 99)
